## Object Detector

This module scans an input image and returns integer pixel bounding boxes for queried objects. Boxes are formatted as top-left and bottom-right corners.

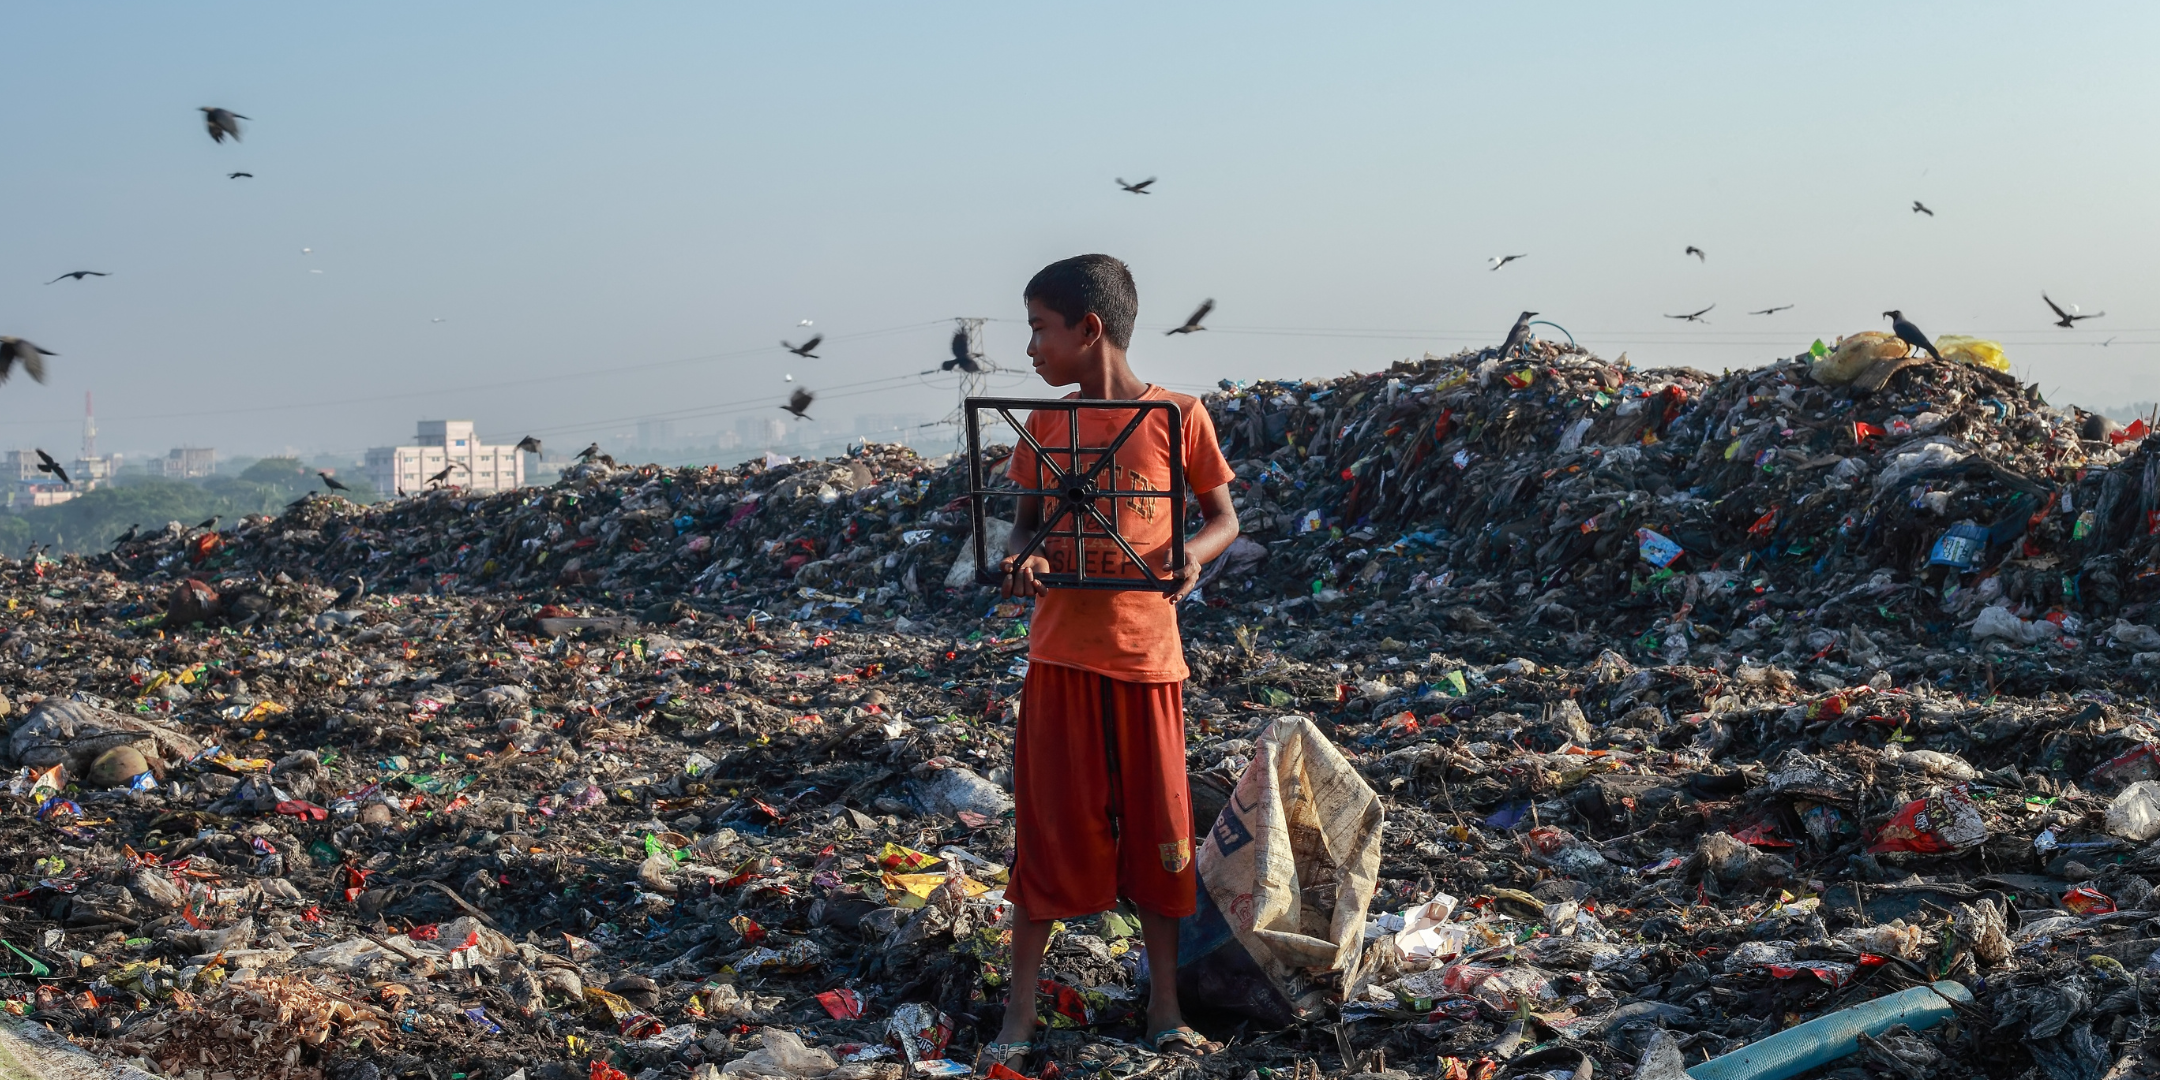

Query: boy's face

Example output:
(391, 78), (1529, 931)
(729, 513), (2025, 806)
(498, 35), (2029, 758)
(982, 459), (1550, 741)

(1025, 297), (1096, 387)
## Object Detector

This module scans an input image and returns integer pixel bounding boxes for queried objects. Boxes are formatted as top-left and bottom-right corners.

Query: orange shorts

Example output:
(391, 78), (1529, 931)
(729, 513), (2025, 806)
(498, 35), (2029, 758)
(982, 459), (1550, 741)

(1008, 661), (1196, 920)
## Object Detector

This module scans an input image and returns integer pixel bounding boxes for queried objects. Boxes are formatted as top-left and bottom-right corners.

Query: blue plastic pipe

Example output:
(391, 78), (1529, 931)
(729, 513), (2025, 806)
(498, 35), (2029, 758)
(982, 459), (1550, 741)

(1686, 981), (1972, 1080)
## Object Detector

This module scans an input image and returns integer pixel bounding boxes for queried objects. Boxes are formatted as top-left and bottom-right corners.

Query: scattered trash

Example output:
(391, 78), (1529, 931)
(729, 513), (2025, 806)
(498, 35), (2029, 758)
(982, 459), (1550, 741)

(0, 344), (2152, 1079)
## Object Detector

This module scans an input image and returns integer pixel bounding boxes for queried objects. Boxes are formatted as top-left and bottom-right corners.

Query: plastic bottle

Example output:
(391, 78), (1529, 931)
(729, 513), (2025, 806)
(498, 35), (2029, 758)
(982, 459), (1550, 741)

(1687, 981), (1971, 1080)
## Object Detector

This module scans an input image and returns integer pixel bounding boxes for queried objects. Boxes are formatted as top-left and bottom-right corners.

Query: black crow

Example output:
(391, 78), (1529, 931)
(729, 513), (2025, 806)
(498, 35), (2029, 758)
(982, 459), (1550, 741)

(941, 328), (984, 373)
(1912, 200), (1933, 216)
(200, 107), (248, 143)
(1499, 311), (1537, 358)
(1882, 310), (1942, 360)
(1116, 177), (1156, 194)
(1665, 304), (1715, 323)
(781, 387), (814, 420)
(46, 271), (108, 284)
(318, 471), (350, 492)
(1749, 305), (1793, 315)
(1684, 246), (1705, 261)
(1489, 254), (1526, 271)
(0, 338), (56, 384)
(782, 335), (823, 358)
(2043, 294), (2104, 328)
(33, 449), (68, 486)
(1166, 299), (1215, 336)
(514, 435), (542, 454)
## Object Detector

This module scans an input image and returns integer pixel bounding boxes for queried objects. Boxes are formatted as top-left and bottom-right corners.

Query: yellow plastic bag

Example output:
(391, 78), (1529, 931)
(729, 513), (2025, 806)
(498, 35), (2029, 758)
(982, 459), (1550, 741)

(1812, 331), (1910, 386)
(1935, 335), (2009, 372)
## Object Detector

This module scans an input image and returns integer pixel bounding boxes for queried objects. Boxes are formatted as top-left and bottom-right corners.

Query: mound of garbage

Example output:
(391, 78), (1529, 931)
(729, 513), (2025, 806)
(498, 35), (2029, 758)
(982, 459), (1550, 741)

(0, 339), (2154, 1080)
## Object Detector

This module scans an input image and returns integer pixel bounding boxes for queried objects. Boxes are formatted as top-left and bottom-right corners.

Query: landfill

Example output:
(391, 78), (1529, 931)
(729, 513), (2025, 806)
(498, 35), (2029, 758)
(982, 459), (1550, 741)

(4, 337), (2160, 1080)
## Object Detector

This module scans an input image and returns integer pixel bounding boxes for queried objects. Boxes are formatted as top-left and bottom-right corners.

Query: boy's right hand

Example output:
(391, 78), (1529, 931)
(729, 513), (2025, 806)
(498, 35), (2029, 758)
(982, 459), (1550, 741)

(1001, 554), (1051, 597)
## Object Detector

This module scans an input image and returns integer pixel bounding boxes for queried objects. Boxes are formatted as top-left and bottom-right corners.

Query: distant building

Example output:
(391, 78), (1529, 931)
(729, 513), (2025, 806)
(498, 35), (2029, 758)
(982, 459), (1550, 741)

(365, 420), (526, 496)
(159, 447), (216, 479)
(636, 418), (676, 450)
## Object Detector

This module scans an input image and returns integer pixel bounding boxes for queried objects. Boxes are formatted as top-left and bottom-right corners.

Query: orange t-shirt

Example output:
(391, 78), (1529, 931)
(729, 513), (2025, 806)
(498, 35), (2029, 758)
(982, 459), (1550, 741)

(1005, 386), (1234, 683)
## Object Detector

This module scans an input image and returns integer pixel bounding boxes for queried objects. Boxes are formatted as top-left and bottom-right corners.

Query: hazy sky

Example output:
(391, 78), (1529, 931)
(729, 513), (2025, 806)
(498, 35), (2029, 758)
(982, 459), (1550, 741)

(3, 3), (2156, 461)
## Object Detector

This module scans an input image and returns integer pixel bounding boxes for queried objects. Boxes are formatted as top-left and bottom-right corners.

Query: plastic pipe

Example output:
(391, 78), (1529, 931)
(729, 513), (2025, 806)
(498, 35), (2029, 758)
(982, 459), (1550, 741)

(1686, 981), (1971, 1080)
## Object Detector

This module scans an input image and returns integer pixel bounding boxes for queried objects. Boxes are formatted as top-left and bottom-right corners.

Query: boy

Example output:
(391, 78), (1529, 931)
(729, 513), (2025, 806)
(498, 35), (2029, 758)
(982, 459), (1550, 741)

(985, 255), (1240, 1068)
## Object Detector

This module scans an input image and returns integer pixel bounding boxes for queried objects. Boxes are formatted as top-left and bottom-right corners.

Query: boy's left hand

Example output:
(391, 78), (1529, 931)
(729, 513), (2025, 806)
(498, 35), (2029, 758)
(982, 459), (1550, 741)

(1166, 553), (1204, 603)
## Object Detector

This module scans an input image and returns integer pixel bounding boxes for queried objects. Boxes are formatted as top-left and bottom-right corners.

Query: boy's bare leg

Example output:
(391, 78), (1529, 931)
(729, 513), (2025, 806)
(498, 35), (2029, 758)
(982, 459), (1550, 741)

(1137, 909), (1186, 1037)
(995, 903), (1054, 1046)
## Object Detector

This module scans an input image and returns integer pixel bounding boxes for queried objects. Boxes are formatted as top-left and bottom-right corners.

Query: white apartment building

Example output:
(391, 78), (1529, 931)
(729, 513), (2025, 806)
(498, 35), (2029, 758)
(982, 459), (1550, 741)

(365, 421), (527, 496)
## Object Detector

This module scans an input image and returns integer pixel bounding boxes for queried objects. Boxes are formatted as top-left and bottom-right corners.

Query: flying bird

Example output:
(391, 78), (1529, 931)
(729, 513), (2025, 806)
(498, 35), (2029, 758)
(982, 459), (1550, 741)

(1489, 254), (1527, 271)
(575, 442), (601, 462)
(199, 107), (248, 143)
(1116, 177), (1156, 194)
(228, 172), (252, 179)
(1684, 246), (1705, 261)
(797, 319), (814, 327)
(1664, 304), (1715, 323)
(1882, 310), (1942, 360)
(318, 471), (351, 492)
(46, 271), (109, 284)
(514, 435), (543, 454)
(941, 327), (984, 373)
(1499, 311), (1537, 359)
(783, 335), (823, 358)
(0, 338), (56, 384)
(2043, 293), (2104, 328)
(781, 387), (815, 420)
(1166, 299), (1215, 336)
(1912, 200), (1933, 216)
(1749, 305), (1794, 315)
(33, 449), (68, 486)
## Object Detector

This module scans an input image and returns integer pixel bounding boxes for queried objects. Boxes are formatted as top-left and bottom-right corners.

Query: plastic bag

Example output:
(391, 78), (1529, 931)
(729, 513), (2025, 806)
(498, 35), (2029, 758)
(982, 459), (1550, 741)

(1935, 335), (2010, 373)
(2103, 781), (2160, 841)
(1812, 332), (1910, 386)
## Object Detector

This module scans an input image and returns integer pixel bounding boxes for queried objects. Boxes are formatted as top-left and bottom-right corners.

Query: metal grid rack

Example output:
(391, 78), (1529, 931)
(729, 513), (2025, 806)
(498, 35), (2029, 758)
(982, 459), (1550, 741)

(965, 397), (1185, 592)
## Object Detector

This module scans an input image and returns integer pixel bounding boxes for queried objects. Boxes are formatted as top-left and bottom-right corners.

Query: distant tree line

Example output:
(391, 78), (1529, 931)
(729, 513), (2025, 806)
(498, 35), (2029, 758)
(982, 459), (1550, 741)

(0, 457), (377, 555)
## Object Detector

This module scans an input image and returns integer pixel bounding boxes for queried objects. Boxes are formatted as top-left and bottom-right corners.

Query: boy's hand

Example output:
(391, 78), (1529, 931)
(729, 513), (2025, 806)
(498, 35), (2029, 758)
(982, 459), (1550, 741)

(1001, 554), (1051, 597)
(1166, 553), (1204, 603)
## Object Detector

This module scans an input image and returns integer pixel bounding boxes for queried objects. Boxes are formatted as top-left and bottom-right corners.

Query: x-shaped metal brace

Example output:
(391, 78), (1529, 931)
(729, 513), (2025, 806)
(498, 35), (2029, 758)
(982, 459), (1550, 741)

(966, 397), (1185, 592)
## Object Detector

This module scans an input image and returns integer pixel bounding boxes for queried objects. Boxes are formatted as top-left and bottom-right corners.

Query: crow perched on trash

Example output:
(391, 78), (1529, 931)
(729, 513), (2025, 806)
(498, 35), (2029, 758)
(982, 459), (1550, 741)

(1749, 305), (1794, 315)
(331, 576), (366, 610)
(425, 462), (466, 488)
(200, 107), (248, 143)
(1912, 200), (1933, 216)
(192, 517), (219, 533)
(1489, 254), (1526, 271)
(1116, 177), (1156, 194)
(514, 435), (542, 454)
(1498, 311), (1537, 359)
(1665, 304), (1715, 323)
(111, 524), (140, 547)
(781, 386), (815, 420)
(1883, 310), (1942, 360)
(318, 471), (350, 492)
(1166, 299), (1214, 335)
(1684, 246), (1705, 261)
(575, 443), (600, 462)
(942, 328), (985, 373)
(0, 338), (56, 384)
(782, 335), (822, 358)
(34, 449), (68, 486)
(2043, 294), (2104, 328)
(46, 271), (108, 284)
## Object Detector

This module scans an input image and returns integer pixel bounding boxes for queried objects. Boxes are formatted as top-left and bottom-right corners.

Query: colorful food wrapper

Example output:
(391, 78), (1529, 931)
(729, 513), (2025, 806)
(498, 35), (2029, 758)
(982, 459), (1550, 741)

(2063, 886), (2116, 915)
(818, 988), (865, 1020)
(1867, 785), (1988, 854)
(1636, 528), (1684, 568)
(885, 1001), (953, 1063)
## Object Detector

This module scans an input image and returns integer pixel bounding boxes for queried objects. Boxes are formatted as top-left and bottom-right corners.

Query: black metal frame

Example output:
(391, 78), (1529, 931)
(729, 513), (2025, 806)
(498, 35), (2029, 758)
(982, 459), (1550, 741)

(966, 397), (1185, 591)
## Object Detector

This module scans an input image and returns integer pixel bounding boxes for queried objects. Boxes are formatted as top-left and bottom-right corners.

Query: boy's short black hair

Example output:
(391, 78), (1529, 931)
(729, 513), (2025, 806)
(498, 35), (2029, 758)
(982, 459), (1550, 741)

(1024, 254), (1138, 349)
